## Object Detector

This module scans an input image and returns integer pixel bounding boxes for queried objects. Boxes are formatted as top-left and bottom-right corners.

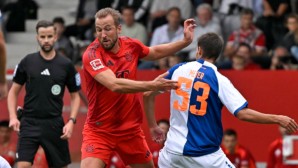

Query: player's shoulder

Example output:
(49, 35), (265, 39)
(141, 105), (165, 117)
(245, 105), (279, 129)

(120, 36), (142, 45)
(84, 39), (101, 54)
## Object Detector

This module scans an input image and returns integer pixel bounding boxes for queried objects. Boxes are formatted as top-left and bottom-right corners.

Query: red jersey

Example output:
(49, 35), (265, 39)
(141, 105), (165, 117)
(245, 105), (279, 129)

(0, 142), (16, 166)
(82, 37), (149, 134)
(267, 138), (298, 168)
(222, 145), (256, 168)
(227, 26), (266, 51)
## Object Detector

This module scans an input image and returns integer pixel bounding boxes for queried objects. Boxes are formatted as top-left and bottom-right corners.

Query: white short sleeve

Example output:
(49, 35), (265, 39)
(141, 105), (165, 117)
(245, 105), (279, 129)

(217, 73), (247, 116)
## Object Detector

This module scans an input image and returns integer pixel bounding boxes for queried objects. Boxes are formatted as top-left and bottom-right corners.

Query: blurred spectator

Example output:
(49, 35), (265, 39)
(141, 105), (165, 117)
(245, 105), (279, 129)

(139, 7), (183, 69)
(0, 120), (16, 166)
(182, 3), (222, 60)
(256, 0), (291, 50)
(281, 14), (298, 61)
(32, 147), (48, 168)
(266, 126), (298, 168)
(222, 129), (256, 168)
(150, 119), (170, 168)
(121, 6), (148, 44)
(53, 17), (74, 61)
(270, 46), (297, 70)
(231, 43), (261, 70)
(112, 0), (150, 26)
(0, 11), (7, 100)
(150, 7), (183, 46)
(2, 0), (38, 32)
(149, 0), (192, 32)
(64, 0), (98, 39)
(156, 55), (182, 70)
(224, 8), (266, 58)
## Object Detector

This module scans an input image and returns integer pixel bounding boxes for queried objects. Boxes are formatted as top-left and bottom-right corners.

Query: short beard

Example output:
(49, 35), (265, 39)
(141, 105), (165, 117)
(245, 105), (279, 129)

(100, 37), (117, 50)
(41, 45), (54, 53)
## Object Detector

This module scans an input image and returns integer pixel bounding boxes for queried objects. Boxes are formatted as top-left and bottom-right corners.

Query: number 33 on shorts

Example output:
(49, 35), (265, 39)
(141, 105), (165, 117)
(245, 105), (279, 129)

(173, 77), (210, 116)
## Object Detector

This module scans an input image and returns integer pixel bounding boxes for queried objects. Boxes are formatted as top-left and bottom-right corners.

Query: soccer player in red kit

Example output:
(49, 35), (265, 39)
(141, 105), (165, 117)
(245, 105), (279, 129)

(222, 129), (256, 168)
(81, 8), (195, 168)
(267, 126), (298, 168)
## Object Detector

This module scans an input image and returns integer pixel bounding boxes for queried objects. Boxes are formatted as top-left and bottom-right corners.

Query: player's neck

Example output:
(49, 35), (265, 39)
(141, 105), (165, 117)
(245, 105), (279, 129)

(200, 57), (215, 64)
(40, 49), (56, 60)
(110, 40), (121, 54)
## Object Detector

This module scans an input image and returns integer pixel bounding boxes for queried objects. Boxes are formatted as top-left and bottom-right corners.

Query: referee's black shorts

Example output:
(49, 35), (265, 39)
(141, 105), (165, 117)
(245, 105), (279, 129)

(16, 116), (71, 167)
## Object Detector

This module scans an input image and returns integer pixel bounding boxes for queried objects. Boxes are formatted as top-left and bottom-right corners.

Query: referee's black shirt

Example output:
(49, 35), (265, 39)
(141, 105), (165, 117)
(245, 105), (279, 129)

(13, 52), (81, 118)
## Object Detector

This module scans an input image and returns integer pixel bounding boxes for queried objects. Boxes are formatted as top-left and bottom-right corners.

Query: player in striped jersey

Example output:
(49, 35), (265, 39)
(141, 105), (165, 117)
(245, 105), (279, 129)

(143, 32), (298, 168)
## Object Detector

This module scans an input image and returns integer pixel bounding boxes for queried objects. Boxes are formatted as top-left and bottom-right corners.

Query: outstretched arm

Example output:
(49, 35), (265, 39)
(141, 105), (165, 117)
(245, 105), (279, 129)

(144, 19), (196, 61)
(94, 69), (177, 93)
(236, 108), (298, 134)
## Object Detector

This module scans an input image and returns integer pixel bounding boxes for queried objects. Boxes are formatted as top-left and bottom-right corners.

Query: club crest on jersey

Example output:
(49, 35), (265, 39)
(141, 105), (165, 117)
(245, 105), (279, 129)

(125, 52), (133, 62)
(51, 84), (61, 95)
(90, 59), (104, 70)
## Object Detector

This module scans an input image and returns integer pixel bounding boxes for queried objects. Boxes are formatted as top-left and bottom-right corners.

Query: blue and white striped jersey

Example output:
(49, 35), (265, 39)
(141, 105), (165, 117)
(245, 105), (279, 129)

(164, 59), (248, 157)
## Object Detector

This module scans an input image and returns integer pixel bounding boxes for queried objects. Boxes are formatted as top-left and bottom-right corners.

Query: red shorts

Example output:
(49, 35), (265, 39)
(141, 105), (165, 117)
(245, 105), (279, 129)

(81, 124), (152, 165)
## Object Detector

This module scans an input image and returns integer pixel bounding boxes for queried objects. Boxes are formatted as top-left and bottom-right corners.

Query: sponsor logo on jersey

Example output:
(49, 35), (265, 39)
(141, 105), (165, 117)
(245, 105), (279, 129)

(41, 68), (50, 76)
(75, 73), (81, 86)
(90, 59), (104, 70)
(116, 70), (130, 78)
(51, 84), (61, 95)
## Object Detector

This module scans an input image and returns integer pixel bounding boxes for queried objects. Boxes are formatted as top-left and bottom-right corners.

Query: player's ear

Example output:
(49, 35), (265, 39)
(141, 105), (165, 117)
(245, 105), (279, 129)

(117, 24), (122, 35)
(196, 47), (203, 59)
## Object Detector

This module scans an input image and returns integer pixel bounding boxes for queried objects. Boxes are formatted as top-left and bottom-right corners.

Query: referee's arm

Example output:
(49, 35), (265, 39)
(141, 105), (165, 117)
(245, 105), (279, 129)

(7, 83), (23, 132)
(61, 91), (80, 139)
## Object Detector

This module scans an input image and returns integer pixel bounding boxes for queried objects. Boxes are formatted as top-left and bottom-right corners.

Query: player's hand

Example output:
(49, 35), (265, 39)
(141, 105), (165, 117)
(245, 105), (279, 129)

(183, 19), (196, 44)
(9, 118), (20, 132)
(152, 72), (178, 91)
(0, 82), (8, 100)
(61, 121), (74, 140)
(150, 125), (165, 144)
(278, 115), (298, 134)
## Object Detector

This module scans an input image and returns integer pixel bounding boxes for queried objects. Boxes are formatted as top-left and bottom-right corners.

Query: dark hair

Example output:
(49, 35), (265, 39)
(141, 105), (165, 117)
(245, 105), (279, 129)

(238, 42), (252, 52)
(286, 13), (298, 22)
(240, 8), (254, 17)
(95, 8), (122, 26)
(224, 129), (237, 137)
(157, 119), (170, 126)
(53, 17), (65, 25)
(121, 6), (135, 14)
(167, 7), (181, 16)
(0, 120), (9, 128)
(197, 33), (223, 60)
(36, 20), (55, 33)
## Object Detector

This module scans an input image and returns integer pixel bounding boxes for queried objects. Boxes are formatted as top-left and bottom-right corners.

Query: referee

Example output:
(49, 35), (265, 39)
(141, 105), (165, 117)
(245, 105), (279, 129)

(7, 20), (81, 168)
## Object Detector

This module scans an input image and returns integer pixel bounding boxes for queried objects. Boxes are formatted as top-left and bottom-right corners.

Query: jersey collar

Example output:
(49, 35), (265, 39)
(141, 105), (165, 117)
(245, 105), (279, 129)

(197, 59), (218, 71)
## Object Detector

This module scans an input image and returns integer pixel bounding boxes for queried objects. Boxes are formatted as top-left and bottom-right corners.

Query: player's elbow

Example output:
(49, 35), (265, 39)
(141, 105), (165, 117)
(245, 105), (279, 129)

(236, 109), (249, 121)
(109, 84), (126, 93)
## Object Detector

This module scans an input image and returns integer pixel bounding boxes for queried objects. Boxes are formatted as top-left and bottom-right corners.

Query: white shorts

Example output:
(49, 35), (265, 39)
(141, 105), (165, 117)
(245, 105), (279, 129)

(0, 156), (11, 168)
(158, 148), (235, 168)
